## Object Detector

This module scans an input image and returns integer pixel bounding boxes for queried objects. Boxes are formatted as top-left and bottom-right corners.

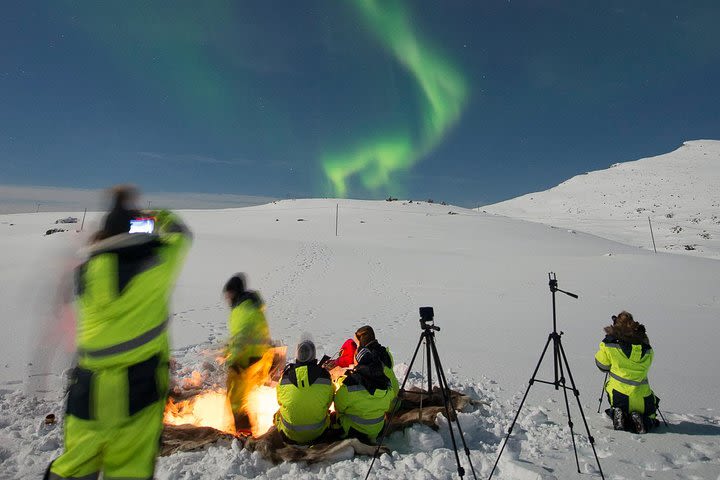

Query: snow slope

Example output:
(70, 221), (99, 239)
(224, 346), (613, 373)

(1, 199), (719, 479)
(482, 140), (720, 259)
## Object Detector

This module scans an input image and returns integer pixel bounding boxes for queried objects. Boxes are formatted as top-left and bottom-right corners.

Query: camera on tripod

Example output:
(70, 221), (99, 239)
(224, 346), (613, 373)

(419, 306), (440, 331)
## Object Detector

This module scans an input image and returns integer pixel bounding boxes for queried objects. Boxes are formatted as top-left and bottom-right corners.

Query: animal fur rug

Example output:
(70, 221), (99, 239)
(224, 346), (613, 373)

(160, 387), (480, 462)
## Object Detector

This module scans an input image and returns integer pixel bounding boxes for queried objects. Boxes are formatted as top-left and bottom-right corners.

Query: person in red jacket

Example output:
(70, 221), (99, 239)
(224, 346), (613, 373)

(336, 339), (358, 368)
(321, 339), (357, 384)
(323, 338), (357, 370)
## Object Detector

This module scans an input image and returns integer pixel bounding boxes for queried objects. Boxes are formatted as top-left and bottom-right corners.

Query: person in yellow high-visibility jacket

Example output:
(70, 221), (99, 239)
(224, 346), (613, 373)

(595, 311), (659, 434)
(223, 273), (271, 430)
(47, 185), (192, 480)
(333, 345), (394, 444)
(354, 326), (399, 407)
(274, 339), (334, 444)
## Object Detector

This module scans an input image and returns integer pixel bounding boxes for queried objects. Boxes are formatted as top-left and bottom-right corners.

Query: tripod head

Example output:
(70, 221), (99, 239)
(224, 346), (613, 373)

(419, 306), (441, 332)
(548, 272), (579, 299)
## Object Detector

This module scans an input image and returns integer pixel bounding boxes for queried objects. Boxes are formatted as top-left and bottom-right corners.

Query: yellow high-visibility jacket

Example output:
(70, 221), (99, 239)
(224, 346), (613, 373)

(227, 292), (271, 368)
(275, 361), (333, 444)
(75, 210), (191, 371)
(334, 369), (393, 443)
(51, 211), (191, 480)
(595, 335), (657, 416)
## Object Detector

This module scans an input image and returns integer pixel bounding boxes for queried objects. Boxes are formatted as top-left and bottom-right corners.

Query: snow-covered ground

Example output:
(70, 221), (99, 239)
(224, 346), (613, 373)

(482, 140), (720, 260)
(2, 198), (720, 479)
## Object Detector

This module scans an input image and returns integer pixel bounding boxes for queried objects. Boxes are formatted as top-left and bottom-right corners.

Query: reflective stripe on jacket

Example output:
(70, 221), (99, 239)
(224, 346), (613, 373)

(75, 212), (191, 370)
(275, 362), (333, 444)
(333, 375), (393, 442)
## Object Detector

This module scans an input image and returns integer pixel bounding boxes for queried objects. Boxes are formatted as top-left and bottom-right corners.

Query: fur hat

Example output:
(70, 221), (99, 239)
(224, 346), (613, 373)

(605, 310), (649, 344)
(355, 325), (375, 348)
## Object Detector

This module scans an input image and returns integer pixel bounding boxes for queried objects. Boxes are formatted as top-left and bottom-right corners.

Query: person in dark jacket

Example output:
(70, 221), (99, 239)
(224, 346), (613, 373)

(595, 311), (659, 433)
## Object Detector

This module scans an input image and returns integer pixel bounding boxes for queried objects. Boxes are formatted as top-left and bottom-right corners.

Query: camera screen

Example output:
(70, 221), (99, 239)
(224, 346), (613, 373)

(129, 218), (155, 234)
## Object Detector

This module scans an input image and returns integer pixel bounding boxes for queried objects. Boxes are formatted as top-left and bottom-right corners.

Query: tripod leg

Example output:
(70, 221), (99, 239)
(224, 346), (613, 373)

(558, 341), (605, 480)
(489, 334), (554, 480)
(426, 334), (433, 397)
(430, 339), (477, 480)
(556, 344), (580, 473)
(365, 332), (426, 480)
(597, 372), (608, 414)
(427, 339), (465, 479)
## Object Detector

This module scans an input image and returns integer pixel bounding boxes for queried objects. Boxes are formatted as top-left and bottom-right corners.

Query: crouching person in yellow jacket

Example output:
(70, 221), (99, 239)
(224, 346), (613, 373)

(223, 273), (271, 431)
(333, 346), (394, 444)
(47, 185), (192, 480)
(595, 311), (659, 434)
(275, 339), (333, 443)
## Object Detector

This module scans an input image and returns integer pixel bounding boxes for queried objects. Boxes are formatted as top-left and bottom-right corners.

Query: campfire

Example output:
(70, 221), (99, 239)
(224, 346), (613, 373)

(164, 390), (237, 434)
(164, 347), (286, 438)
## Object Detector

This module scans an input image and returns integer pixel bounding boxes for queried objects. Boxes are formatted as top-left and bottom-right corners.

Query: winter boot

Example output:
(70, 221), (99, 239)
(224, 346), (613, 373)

(630, 412), (647, 434)
(612, 407), (626, 431)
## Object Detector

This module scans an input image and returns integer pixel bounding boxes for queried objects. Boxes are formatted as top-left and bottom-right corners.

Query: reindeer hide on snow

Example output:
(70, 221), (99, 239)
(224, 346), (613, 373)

(161, 388), (477, 462)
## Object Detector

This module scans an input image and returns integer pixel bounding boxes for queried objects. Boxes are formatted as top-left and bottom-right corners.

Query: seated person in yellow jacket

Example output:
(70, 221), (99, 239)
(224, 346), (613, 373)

(595, 311), (659, 434)
(275, 338), (334, 444)
(223, 273), (271, 430)
(47, 185), (192, 480)
(333, 345), (394, 444)
(354, 325), (399, 405)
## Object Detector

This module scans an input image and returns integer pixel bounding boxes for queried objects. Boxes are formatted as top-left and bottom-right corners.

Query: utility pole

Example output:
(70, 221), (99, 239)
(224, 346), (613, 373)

(648, 216), (657, 254)
(335, 203), (339, 237)
(80, 208), (87, 232)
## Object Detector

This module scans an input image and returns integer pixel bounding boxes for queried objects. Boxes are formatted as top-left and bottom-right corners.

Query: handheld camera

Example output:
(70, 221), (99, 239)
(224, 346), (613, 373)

(129, 217), (155, 234)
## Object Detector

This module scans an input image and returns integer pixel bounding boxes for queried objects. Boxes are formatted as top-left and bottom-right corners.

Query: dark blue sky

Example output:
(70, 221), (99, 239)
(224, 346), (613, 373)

(1, 1), (719, 206)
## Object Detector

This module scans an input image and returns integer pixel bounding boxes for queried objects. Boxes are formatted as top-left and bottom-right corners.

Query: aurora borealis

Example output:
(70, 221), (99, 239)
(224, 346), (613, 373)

(2, 1), (719, 206)
(322, 0), (467, 197)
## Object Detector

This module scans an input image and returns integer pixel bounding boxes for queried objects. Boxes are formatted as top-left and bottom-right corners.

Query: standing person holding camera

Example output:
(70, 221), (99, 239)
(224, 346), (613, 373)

(47, 185), (192, 480)
(595, 311), (659, 434)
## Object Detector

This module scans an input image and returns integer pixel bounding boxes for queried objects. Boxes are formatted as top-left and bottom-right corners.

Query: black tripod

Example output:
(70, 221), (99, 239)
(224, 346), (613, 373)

(366, 307), (477, 479)
(488, 273), (605, 479)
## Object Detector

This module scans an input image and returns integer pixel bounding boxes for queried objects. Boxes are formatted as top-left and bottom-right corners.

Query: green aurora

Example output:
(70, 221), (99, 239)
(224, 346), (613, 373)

(322, 0), (469, 197)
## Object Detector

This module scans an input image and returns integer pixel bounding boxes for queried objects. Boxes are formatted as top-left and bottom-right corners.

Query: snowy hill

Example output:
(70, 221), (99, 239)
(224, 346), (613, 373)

(1, 199), (720, 479)
(482, 140), (720, 259)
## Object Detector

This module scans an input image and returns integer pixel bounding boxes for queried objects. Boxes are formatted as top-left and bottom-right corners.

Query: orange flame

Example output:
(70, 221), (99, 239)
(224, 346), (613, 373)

(244, 385), (280, 437)
(240, 347), (286, 437)
(164, 390), (236, 435)
(163, 346), (287, 437)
